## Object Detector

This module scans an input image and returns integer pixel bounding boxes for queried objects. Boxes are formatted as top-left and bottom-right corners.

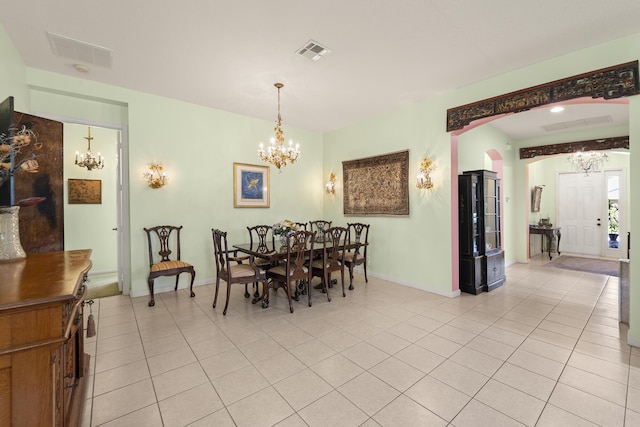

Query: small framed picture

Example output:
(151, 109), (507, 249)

(68, 179), (102, 204)
(233, 162), (269, 208)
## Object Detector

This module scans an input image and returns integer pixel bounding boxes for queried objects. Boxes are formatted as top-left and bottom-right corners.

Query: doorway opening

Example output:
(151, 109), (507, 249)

(62, 122), (130, 295)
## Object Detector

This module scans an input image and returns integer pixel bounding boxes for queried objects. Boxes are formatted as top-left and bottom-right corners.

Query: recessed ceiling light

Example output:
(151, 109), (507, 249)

(73, 64), (89, 73)
(550, 106), (565, 113)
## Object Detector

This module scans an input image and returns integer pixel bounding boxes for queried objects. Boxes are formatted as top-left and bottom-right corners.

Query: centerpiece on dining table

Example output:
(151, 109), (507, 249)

(273, 219), (303, 248)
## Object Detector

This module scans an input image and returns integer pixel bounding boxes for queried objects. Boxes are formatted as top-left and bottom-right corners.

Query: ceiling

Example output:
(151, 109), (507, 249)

(1, 0), (638, 136)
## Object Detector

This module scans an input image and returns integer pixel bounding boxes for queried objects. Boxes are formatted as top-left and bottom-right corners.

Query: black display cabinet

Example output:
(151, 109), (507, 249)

(458, 169), (505, 294)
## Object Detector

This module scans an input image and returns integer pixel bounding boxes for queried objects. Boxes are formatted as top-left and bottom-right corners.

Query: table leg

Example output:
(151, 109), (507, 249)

(557, 232), (561, 255)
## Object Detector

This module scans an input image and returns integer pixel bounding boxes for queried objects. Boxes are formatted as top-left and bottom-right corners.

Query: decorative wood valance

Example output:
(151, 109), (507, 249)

(519, 135), (629, 159)
(447, 61), (640, 132)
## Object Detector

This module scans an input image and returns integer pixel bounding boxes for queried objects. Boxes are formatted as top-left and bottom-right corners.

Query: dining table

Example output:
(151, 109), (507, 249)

(233, 238), (365, 308)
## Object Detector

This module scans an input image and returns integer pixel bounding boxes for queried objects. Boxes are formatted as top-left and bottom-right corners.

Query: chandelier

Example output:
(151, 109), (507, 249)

(258, 83), (300, 170)
(567, 151), (608, 175)
(75, 126), (104, 170)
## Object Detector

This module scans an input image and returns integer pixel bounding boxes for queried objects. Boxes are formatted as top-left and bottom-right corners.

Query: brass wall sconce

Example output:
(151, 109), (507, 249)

(143, 163), (167, 189)
(416, 156), (436, 190)
(325, 172), (336, 194)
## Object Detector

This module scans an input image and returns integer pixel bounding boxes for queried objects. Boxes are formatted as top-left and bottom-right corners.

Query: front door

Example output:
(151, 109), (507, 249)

(557, 172), (602, 256)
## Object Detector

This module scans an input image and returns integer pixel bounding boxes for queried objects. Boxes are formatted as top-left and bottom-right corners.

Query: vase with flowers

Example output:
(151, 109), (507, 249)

(0, 125), (44, 261)
(273, 219), (302, 247)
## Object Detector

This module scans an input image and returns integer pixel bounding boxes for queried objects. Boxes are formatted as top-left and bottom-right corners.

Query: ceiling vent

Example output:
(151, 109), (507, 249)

(543, 115), (613, 132)
(296, 40), (331, 61)
(47, 32), (113, 68)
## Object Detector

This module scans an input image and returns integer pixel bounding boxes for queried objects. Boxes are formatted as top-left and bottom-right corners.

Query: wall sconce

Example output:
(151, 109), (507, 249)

(143, 163), (167, 189)
(416, 156), (436, 190)
(325, 172), (336, 194)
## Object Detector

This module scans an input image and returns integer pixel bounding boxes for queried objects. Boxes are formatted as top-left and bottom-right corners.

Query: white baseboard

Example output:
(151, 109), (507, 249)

(627, 331), (640, 348)
(367, 272), (460, 298)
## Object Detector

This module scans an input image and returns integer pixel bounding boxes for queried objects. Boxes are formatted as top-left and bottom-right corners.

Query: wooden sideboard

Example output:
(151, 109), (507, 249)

(0, 250), (92, 427)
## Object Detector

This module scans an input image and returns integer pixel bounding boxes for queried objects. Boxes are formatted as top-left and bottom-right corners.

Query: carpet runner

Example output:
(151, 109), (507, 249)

(546, 255), (619, 277)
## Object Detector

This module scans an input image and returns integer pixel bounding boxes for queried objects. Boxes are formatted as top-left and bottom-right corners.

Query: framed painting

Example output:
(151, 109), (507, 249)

(233, 162), (269, 208)
(68, 179), (102, 204)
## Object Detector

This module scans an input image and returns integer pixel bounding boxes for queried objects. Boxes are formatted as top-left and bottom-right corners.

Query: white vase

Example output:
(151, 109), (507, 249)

(0, 206), (26, 261)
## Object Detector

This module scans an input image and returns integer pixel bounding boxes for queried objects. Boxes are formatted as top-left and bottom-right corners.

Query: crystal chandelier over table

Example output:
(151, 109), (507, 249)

(75, 126), (104, 171)
(567, 151), (608, 175)
(258, 83), (300, 170)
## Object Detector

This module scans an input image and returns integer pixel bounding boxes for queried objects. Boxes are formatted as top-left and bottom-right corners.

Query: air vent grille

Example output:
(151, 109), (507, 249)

(47, 32), (113, 68)
(543, 115), (612, 132)
(296, 40), (331, 61)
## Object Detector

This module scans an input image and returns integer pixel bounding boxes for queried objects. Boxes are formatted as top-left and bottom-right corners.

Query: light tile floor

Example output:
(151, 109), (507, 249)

(82, 255), (639, 426)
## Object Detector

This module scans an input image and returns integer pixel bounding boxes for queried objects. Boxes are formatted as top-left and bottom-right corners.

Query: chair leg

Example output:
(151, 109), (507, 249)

(174, 276), (179, 291)
(262, 280), (270, 308)
(340, 268), (346, 297)
(223, 282), (232, 315)
(285, 282), (294, 313)
(307, 277), (312, 307)
(189, 269), (196, 297)
(348, 264), (355, 290)
(213, 277), (220, 308)
(148, 278), (155, 307)
(253, 282), (260, 299)
(244, 283), (250, 298)
(262, 281), (271, 309)
(324, 272), (331, 302)
(363, 261), (368, 283)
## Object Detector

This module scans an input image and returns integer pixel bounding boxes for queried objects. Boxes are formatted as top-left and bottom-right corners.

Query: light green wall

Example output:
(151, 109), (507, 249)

(322, 32), (640, 341)
(629, 96), (639, 346)
(15, 64), (324, 298)
(0, 26), (28, 111)
(526, 152), (630, 225)
(458, 124), (517, 266)
(323, 100), (455, 295)
(1, 25), (640, 344)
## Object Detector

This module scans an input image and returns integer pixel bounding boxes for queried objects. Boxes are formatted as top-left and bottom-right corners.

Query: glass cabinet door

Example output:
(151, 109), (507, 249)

(484, 176), (500, 251)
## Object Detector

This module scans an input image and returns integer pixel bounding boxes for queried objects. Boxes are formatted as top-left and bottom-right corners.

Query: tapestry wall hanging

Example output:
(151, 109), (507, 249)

(342, 150), (409, 216)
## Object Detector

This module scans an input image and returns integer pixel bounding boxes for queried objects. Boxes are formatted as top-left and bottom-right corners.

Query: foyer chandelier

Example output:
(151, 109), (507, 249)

(75, 127), (104, 171)
(258, 83), (300, 170)
(567, 151), (608, 175)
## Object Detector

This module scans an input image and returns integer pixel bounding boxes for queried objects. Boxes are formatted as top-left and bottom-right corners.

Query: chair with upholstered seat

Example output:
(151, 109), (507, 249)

(310, 226), (347, 300)
(265, 230), (315, 312)
(144, 225), (196, 307)
(212, 228), (268, 315)
(344, 222), (370, 290)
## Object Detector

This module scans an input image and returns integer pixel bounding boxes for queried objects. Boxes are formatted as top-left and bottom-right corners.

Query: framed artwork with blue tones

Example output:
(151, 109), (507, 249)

(233, 162), (270, 208)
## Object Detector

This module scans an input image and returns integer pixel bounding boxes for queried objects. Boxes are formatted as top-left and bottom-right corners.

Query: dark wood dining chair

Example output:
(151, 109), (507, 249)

(344, 222), (370, 290)
(144, 225), (196, 307)
(247, 224), (275, 297)
(265, 230), (315, 312)
(308, 220), (332, 241)
(310, 226), (347, 299)
(212, 228), (267, 315)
